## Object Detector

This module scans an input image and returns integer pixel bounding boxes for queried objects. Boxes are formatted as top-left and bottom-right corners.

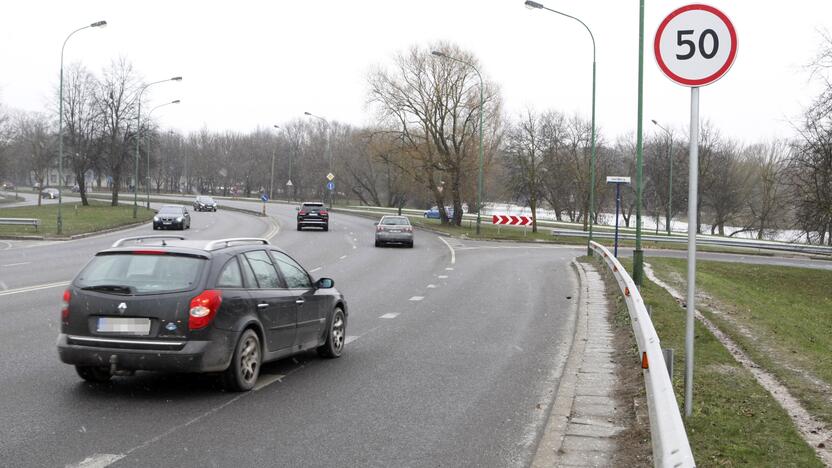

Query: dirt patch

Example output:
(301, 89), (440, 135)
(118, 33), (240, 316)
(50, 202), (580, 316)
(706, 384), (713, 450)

(644, 262), (832, 466)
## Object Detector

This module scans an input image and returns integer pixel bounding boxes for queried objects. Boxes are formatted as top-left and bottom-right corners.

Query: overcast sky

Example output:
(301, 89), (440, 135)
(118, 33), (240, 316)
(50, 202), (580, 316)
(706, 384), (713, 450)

(1, 0), (830, 144)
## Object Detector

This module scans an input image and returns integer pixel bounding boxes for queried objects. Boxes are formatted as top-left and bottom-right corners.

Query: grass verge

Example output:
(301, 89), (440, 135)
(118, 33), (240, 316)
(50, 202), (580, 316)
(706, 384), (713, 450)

(0, 199), (154, 237)
(608, 259), (823, 466)
(648, 258), (832, 429)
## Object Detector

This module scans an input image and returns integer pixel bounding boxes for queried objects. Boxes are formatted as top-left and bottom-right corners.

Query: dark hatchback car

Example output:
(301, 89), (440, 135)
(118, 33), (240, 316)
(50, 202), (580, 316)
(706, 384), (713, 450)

(153, 205), (191, 230)
(193, 195), (218, 212)
(57, 236), (347, 391)
(296, 202), (329, 231)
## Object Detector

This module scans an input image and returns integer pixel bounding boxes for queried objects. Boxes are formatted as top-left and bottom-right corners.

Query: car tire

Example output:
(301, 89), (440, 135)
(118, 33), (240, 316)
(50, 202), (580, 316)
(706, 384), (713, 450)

(296, 224), (302, 231)
(408, 241), (414, 248)
(223, 329), (261, 392)
(375, 240), (381, 247)
(323, 224), (329, 232)
(75, 365), (112, 383)
(317, 307), (346, 359)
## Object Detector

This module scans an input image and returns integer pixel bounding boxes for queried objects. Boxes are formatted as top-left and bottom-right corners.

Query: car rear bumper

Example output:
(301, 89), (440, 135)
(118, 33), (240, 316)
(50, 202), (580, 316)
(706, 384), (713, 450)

(57, 333), (233, 372)
(298, 218), (328, 225)
(376, 232), (413, 243)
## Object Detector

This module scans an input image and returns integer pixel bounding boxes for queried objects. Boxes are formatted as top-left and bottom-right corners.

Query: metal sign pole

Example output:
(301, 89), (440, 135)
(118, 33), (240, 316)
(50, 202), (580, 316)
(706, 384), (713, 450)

(684, 86), (699, 418)
(614, 182), (621, 257)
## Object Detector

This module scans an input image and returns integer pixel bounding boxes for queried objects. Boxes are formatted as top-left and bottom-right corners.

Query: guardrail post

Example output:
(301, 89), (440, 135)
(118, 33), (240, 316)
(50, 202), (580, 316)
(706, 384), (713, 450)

(663, 348), (674, 380)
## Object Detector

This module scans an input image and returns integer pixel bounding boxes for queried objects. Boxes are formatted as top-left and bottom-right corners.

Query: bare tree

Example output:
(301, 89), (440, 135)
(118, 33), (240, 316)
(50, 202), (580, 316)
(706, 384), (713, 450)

(503, 109), (546, 232)
(59, 62), (102, 205)
(15, 111), (56, 206)
(744, 141), (792, 239)
(369, 42), (501, 226)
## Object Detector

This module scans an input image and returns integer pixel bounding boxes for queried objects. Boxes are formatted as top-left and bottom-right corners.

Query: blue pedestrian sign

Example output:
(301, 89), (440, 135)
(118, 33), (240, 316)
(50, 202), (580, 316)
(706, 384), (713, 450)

(326, 181), (335, 191)
(261, 194), (269, 202)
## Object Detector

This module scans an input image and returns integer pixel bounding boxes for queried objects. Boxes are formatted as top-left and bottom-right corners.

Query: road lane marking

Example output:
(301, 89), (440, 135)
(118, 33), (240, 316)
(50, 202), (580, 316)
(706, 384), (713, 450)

(254, 373), (286, 391)
(2, 262), (31, 267)
(409, 296), (424, 301)
(437, 236), (455, 264)
(380, 313), (399, 319)
(345, 335), (359, 344)
(309, 267), (322, 273)
(0, 240), (13, 250)
(68, 453), (125, 468)
(427, 284), (437, 289)
(0, 280), (71, 297)
(263, 215), (281, 240)
(339, 255), (347, 260)
(445, 267), (454, 271)
(438, 275), (448, 279)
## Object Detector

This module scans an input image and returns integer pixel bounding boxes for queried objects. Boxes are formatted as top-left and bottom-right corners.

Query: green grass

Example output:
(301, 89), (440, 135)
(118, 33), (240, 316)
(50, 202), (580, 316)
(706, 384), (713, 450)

(0, 200), (154, 237)
(601, 260), (822, 467)
(648, 258), (832, 429)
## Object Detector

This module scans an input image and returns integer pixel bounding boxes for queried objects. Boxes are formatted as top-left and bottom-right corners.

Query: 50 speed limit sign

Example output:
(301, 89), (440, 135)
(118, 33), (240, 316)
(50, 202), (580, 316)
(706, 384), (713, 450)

(654, 4), (737, 87)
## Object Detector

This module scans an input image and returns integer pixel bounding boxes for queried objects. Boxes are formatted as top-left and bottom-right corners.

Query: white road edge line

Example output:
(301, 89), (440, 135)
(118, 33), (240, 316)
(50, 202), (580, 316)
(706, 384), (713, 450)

(309, 267), (322, 273)
(253, 373), (286, 391)
(0, 281), (71, 297)
(437, 236), (455, 265)
(2, 262), (31, 267)
(345, 335), (359, 345)
(68, 453), (125, 468)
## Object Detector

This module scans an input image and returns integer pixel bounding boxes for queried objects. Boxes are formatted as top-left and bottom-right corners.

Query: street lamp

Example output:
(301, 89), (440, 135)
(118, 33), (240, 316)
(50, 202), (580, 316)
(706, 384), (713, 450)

(133, 76), (182, 218)
(304, 112), (333, 208)
(145, 100), (180, 208)
(269, 124), (280, 200)
(524, 0), (597, 255)
(652, 119), (674, 236)
(430, 50), (486, 235)
(58, 20), (106, 234)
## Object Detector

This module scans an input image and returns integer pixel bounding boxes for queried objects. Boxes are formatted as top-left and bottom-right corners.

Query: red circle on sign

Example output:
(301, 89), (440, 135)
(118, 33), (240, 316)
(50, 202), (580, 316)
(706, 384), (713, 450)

(654, 4), (737, 87)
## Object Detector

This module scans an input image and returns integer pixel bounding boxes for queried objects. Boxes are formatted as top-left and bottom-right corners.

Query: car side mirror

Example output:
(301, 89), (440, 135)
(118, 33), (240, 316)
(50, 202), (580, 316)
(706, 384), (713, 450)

(315, 278), (334, 289)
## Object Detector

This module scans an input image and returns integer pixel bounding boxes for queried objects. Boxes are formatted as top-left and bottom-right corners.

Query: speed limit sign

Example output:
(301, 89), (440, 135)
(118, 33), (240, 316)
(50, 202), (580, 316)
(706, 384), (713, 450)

(654, 4), (737, 87)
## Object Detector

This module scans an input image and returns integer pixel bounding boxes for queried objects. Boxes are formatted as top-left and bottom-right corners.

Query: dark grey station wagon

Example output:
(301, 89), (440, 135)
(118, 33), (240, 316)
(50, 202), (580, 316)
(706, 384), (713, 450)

(57, 236), (347, 391)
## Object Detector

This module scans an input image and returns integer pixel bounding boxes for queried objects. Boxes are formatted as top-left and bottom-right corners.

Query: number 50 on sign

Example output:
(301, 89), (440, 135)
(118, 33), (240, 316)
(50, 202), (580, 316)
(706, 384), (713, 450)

(654, 4), (737, 87)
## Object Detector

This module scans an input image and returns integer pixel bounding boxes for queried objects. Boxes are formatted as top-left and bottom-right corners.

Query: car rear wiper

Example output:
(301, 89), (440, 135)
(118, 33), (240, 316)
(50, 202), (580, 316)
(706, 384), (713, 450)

(81, 284), (136, 295)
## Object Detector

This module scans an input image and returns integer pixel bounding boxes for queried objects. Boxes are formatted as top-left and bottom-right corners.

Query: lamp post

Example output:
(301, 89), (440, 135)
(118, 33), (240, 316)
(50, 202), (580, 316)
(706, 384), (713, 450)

(58, 20), (106, 234)
(304, 112), (332, 208)
(430, 50), (485, 235)
(651, 119), (674, 236)
(633, 0), (647, 287)
(524, 0), (596, 255)
(133, 76), (182, 218)
(145, 100), (180, 208)
(269, 125), (280, 200)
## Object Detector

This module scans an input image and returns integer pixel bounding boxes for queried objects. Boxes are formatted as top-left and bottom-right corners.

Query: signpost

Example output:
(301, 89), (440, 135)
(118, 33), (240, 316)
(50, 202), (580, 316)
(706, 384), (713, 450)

(326, 181), (335, 191)
(260, 193), (268, 216)
(654, 3), (737, 418)
(606, 176), (631, 257)
(325, 173), (335, 209)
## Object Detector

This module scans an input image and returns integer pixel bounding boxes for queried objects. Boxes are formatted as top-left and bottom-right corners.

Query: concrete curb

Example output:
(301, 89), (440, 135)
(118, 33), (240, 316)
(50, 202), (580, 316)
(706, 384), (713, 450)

(531, 259), (590, 467)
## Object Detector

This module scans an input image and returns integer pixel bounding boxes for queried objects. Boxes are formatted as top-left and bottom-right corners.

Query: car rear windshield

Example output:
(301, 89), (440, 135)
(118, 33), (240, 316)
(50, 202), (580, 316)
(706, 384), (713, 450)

(75, 253), (205, 295)
(303, 204), (323, 210)
(382, 217), (410, 225)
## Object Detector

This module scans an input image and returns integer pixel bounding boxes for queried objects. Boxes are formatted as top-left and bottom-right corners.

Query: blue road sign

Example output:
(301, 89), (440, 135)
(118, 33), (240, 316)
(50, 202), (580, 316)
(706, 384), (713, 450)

(326, 181), (335, 191)
(261, 194), (269, 202)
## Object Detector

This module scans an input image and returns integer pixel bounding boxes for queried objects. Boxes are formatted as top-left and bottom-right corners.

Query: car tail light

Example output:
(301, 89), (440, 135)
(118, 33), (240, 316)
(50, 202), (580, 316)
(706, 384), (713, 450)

(61, 289), (71, 322)
(189, 290), (223, 330)
(376, 225), (384, 232)
(299, 211), (306, 216)
(403, 226), (413, 233)
(319, 210), (328, 216)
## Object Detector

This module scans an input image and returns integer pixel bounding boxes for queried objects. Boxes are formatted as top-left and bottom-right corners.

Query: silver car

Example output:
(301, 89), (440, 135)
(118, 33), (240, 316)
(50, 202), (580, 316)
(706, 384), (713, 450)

(374, 215), (414, 248)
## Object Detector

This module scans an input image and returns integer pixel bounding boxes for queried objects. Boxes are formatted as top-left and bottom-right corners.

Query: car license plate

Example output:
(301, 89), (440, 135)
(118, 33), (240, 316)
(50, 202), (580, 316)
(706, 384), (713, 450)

(390, 229), (401, 233)
(97, 317), (151, 335)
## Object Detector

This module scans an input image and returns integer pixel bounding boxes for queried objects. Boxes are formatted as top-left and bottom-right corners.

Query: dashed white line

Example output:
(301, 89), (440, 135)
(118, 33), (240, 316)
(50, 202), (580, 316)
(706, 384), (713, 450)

(438, 275), (449, 279)
(1, 262), (30, 267)
(68, 453), (125, 468)
(409, 296), (424, 301)
(427, 284), (437, 289)
(380, 313), (399, 319)
(339, 255), (347, 260)
(254, 373), (286, 391)
(445, 267), (454, 271)
(309, 267), (322, 273)
(345, 335), (359, 344)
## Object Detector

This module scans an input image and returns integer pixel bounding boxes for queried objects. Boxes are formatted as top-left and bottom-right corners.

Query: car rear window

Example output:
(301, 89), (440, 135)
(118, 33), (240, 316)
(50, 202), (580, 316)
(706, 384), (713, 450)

(302, 204), (323, 211)
(382, 217), (409, 225)
(75, 253), (205, 294)
(159, 206), (183, 214)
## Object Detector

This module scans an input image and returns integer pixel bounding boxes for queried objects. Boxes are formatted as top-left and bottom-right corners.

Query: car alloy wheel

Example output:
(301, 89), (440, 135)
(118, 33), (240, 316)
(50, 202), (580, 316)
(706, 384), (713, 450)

(224, 329), (261, 391)
(318, 308), (345, 358)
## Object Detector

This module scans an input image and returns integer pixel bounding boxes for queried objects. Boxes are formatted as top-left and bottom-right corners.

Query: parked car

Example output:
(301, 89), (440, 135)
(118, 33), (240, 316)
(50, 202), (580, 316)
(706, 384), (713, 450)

(41, 188), (60, 199)
(423, 206), (454, 219)
(71, 185), (80, 193)
(375, 215), (414, 248)
(193, 195), (218, 212)
(56, 236), (347, 391)
(296, 202), (329, 231)
(153, 205), (191, 230)
(1, 182), (15, 191)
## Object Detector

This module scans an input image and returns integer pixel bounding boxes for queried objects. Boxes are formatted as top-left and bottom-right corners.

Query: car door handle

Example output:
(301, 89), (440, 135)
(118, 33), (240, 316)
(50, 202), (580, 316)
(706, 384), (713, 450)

(295, 298), (305, 305)
(257, 303), (269, 309)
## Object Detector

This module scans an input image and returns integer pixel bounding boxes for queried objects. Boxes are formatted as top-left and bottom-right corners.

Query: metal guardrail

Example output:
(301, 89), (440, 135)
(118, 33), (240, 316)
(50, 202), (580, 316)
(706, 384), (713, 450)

(0, 218), (40, 230)
(556, 228), (832, 256)
(589, 241), (695, 468)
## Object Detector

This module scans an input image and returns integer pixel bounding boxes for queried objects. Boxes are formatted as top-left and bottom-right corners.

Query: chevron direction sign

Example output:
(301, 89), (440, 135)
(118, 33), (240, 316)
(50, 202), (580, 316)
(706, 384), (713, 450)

(492, 214), (532, 226)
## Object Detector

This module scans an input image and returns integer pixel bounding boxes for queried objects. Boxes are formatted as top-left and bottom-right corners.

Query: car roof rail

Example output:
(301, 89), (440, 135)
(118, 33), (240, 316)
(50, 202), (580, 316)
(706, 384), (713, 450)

(112, 235), (186, 247)
(204, 238), (271, 251)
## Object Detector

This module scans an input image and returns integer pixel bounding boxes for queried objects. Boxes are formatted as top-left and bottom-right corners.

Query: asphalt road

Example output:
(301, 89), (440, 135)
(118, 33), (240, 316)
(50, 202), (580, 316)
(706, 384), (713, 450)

(0, 198), (580, 467)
